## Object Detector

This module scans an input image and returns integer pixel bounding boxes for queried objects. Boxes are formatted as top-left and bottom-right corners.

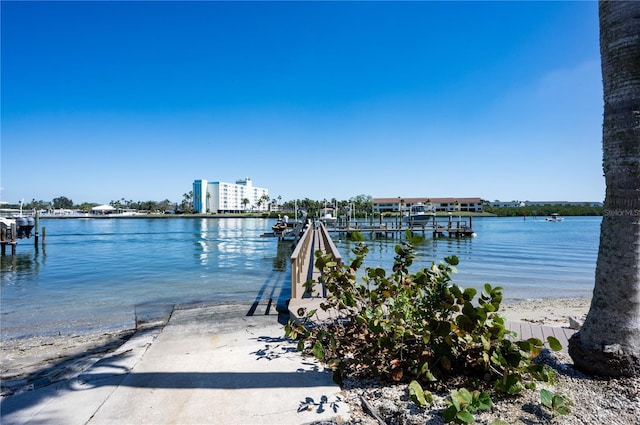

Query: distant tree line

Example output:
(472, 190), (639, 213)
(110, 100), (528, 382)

(7, 193), (195, 214)
(5, 195), (602, 218)
(484, 205), (603, 217)
(280, 194), (374, 218)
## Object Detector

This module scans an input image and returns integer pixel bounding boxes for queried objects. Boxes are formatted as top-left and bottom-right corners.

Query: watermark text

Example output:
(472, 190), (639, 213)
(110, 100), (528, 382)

(604, 209), (640, 217)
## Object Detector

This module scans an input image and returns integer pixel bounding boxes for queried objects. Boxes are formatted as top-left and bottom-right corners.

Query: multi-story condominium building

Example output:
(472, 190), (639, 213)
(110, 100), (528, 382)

(372, 197), (484, 214)
(192, 178), (269, 213)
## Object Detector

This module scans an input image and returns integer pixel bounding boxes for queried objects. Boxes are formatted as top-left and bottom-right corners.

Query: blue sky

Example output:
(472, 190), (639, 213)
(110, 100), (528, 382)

(2, 1), (603, 205)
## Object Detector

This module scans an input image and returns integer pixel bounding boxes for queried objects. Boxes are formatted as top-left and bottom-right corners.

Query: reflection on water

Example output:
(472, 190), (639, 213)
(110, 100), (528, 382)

(196, 218), (265, 267)
(0, 216), (600, 339)
(0, 248), (45, 287)
(0, 217), (290, 340)
(273, 240), (292, 272)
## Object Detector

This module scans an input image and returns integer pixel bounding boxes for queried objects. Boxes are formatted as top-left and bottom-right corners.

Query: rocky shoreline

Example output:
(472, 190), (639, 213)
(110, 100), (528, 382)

(336, 349), (640, 424)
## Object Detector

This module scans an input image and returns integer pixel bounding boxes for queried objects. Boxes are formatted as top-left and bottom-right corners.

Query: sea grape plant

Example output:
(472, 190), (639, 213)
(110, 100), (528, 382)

(285, 241), (561, 406)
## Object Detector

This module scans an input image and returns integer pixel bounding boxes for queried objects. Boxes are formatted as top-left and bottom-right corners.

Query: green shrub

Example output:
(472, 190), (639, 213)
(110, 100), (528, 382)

(285, 242), (561, 420)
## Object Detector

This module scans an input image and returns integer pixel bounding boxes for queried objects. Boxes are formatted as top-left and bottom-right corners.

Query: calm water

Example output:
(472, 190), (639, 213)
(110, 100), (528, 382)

(1, 216), (600, 340)
(334, 216), (600, 301)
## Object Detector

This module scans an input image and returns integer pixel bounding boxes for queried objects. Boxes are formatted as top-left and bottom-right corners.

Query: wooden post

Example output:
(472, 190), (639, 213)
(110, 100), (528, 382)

(34, 210), (40, 247)
(1, 228), (5, 255)
(42, 227), (46, 245)
(10, 223), (17, 254)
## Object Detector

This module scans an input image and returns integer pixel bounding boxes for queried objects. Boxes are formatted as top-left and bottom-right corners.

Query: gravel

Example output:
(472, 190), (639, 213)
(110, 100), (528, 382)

(327, 350), (640, 425)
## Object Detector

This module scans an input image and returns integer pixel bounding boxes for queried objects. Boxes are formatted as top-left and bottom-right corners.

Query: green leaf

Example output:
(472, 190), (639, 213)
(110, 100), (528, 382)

(458, 388), (473, 404)
(540, 389), (553, 408)
(424, 390), (434, 404)
(547, 336), (562, 352)
(424, 370), (437, 382)
(462, 287), (477, 301)
(450, 391), (461, 411)
(409, 380), (428, 407)
(312, 341), (325, 359)
(442, 406), (456, 422)
(526, 337), (544, 347)
(476, 392), (493, 410)
(456, 410), (475, 423)
(445, 255), (460, 266)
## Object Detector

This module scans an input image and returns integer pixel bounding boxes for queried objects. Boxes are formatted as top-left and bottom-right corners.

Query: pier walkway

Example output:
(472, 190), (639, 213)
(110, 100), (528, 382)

(322, 215), (475, 238)
(288, 222), (577, 353)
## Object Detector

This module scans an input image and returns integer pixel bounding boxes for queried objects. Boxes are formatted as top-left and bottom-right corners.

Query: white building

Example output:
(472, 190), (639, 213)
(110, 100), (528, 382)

(193, 178), (269, 213)
(492, 200), (526, 208)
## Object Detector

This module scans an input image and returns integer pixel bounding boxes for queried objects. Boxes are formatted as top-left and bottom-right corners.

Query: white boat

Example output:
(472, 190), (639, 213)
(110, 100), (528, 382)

(403, 202), (436, 225)
(319, 207), (338, 225)
(1, 200), (36, 239)
(545, 213), (564, 222)
(320, 213), (337, 224)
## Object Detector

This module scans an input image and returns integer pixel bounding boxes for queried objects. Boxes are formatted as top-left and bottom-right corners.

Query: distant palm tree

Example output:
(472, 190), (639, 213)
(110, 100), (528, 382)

(568, 0), (640, 377)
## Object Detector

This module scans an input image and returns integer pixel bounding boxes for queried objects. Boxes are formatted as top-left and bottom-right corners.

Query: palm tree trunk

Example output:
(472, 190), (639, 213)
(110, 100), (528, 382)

(568, 0), (640, 377)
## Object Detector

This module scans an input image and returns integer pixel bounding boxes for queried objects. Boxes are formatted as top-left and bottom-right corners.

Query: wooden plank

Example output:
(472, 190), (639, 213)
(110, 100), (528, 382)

(506, 321), (521, 339)
(530, 324), (546, 341)
(519, 322), (534, 340)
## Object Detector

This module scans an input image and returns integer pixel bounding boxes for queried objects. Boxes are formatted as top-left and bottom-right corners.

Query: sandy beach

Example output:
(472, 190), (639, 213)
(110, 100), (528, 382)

(500, 297), (590, 326)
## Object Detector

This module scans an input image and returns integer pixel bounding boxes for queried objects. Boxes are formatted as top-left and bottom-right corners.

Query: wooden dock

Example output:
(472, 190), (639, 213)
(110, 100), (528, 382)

(1, 225), (18, 255)
(288, 221), (576, 354)
(323, 216), (475, 238)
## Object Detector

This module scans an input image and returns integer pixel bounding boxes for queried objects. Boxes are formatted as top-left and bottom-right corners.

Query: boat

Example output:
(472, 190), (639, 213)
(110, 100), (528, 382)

(319, 213), (337, 226)
(403, 202), (436, 226)
(0, 200), (36, 239)
(545, 213), (564, 222)
(272, 215), (289, 235)
(319, 207), (337, 226)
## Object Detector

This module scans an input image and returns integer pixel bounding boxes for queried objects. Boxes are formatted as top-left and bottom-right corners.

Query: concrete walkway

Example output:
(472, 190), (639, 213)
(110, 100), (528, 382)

(0, 304), (350, 425)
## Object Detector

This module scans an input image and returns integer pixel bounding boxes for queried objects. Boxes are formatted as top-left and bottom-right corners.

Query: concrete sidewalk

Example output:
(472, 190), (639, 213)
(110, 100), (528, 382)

(1, 304), (349, 425)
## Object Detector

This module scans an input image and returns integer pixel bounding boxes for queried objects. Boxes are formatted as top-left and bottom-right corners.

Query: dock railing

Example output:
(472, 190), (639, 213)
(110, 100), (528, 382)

(317, 221), (342, 272)
(290, 222), (314, 299)
(290, 221), (343, 300)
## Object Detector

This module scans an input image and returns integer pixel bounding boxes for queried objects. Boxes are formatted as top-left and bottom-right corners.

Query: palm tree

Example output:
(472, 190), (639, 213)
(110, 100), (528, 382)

(182, 191), (193, 212)
(568, 0), (640, 377)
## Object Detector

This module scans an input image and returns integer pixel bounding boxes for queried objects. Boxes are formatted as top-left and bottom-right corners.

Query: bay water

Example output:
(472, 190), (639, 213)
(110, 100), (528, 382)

(0, 216), (600, 340)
